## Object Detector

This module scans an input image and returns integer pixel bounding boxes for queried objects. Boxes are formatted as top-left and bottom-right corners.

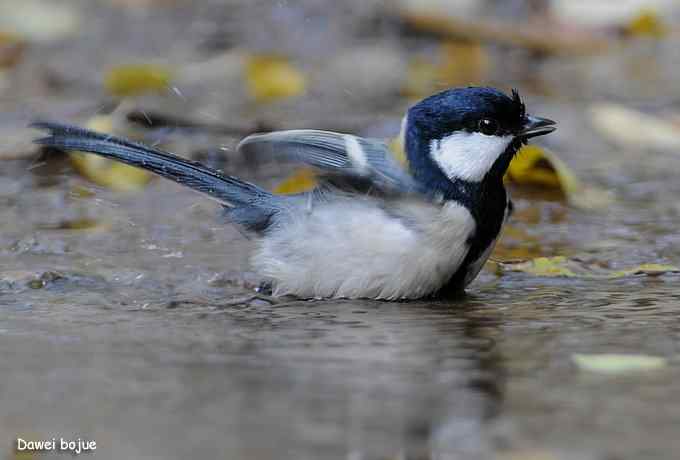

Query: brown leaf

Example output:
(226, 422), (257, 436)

(399, 11), (609, 56)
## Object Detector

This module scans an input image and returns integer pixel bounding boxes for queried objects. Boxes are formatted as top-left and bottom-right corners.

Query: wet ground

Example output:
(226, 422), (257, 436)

(2, 1), (680, 459)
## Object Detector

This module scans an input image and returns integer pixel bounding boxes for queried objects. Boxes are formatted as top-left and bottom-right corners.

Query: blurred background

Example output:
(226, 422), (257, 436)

(2, 1), (680, 459)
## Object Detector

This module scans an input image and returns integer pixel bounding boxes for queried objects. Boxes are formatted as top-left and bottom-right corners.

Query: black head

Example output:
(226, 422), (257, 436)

(404, 87), (555, 187)
(408, 87), (526, 139)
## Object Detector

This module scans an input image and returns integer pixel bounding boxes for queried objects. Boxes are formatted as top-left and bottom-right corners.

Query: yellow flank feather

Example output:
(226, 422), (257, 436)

(388, 130), (407, 167)
(273, 130), (409, 195)
(273, 168), (318, 194)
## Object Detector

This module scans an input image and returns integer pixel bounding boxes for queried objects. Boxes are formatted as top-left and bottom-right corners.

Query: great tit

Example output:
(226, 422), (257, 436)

(32, 86), (555, 300)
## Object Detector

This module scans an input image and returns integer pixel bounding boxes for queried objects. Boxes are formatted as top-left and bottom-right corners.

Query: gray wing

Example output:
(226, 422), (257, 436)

(237, 130), (422, 195)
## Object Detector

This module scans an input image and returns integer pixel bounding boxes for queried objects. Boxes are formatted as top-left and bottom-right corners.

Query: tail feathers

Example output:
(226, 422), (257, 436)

(31, 121), (279, 212)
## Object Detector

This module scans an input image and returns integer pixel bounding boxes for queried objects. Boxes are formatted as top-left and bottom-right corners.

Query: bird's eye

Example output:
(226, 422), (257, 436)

(478, 118), (499, 136)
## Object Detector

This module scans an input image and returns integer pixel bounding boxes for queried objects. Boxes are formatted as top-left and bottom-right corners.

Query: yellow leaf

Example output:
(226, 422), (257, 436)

(403, 41), (489, 98)
(572, 354), (667, 374)
(37, 218), (108, 232)
(273, 168), (318, 195)
(502, 257), (679, 279)
(508, 145), (563, 189)
(403, 57), (439, 99)
(69, 115), (153, 191)
(504, 256), (578, 277)
(438, 41), (489, 86)
(8, 432), (44, 460)
(11, 446), (36, 460)
(60, 218), (105, 231)
(625, 9), (668, 38)
(508, 145), (612, 209)
(609, 263), (680, 278)
(104, 64), (172, 97)
(244, 54), (306, 103)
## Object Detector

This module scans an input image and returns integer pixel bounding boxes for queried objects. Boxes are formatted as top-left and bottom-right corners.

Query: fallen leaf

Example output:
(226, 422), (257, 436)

(590, 103), (680, 151)
(68, 115), (153, 191)
(552, 0), (675, 28)
(609, 263), (680, 278)
(503, 256), (578, 277)
(10, 435), (39, 460)
(403, 41), (489, 98)
(36, 218), (109, 232)
(438, 41), (489, 86)
(244, 54), (306, 103)
(12, 450), (36, 460)
(507, 145), (613, 209)
(572, 353), (667, 374)
(104, 64), (172, 98)
(501, 256), (679, 279)
(399, 10), (609, 55)
(0, 32), (25, 68)
(508, 145), (564, 189)
(625, 9), (668, 38)
(403, 56), (439, 99)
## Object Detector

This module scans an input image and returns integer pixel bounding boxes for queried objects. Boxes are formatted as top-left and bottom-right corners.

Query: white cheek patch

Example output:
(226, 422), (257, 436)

(430, 132), (513, 182)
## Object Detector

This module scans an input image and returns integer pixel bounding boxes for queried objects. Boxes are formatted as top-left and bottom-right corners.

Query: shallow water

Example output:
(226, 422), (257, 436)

(2, 148), (680, 460)
(2, 1), (680, 459)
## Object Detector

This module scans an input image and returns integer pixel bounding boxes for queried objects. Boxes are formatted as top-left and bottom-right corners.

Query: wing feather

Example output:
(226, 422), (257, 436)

(238, 130), (421, 195)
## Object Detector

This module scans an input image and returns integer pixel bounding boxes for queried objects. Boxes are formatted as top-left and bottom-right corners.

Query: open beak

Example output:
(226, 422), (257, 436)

(519, 115), (556, 139)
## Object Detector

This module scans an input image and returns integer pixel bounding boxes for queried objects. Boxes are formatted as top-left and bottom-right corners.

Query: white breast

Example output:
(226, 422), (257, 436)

(252, 199), (476, 299)
(431, 132), (512, 182)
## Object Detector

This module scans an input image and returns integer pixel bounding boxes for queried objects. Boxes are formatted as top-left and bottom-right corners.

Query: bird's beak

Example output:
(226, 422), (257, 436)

(519, 115), (556, 139)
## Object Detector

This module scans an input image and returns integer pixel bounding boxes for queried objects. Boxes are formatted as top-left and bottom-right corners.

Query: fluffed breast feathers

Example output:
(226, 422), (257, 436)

(252, 199), (476, 299)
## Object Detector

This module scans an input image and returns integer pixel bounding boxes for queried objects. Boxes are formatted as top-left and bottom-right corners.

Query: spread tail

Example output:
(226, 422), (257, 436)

(32, 121), (276, 206)
(31, 121), (281, 231)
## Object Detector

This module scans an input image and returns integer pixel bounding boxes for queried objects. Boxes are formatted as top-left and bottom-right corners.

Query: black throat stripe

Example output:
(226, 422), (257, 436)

(437, 176), (507, 296)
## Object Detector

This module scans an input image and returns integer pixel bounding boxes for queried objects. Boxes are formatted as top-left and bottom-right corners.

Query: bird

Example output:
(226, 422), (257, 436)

(31, 86), (555, 300)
